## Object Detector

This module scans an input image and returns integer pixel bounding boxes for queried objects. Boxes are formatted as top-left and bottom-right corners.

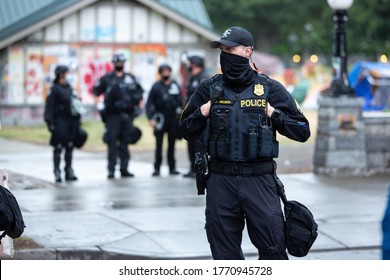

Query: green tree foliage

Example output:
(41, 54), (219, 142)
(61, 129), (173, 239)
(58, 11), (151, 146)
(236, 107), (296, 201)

(204, 0), (390, 58)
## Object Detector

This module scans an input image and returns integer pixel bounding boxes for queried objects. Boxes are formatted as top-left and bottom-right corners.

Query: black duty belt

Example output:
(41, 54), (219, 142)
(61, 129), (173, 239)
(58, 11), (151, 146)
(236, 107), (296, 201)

(210, 160), (274, 176)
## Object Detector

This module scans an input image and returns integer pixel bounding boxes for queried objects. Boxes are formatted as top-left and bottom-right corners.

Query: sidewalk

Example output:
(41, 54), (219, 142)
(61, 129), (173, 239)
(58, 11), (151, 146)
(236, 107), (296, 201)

(1, 137), (389, 260)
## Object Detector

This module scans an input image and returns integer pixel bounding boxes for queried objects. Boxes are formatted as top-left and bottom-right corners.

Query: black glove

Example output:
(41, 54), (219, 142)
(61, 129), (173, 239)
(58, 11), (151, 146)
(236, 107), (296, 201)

(47, 124), (55, 133)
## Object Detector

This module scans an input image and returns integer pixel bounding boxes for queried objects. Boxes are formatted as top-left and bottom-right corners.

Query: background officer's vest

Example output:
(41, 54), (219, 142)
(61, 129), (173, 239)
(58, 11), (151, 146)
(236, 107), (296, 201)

(105, 73), (142, 114)
(208, 74), (279, 162)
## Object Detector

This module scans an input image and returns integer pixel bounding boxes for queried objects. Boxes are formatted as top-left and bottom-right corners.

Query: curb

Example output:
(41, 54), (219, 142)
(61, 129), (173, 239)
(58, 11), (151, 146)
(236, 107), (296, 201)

(11, 245), (381, 260)
(13, 247), (103, 260)
(12, 247), (212, 260)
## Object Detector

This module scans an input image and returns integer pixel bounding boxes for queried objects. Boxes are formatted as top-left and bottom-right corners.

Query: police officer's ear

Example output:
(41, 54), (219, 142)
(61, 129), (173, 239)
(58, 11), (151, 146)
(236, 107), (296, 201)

(244, 47), (253, 59)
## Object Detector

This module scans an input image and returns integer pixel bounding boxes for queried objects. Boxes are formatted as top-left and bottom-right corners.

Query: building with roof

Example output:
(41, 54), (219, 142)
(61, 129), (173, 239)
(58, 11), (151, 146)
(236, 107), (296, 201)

(0, 0), (218, 125)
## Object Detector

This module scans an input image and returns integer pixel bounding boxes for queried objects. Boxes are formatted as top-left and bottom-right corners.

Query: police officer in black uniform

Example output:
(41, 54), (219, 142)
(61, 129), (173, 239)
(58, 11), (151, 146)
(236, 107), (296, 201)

(93, 54), (144, 179)
(146, 64), (182, 176)
(183, 55), (209, 178)
(44, 65), (80, 183)
(180, 27), (311, 260)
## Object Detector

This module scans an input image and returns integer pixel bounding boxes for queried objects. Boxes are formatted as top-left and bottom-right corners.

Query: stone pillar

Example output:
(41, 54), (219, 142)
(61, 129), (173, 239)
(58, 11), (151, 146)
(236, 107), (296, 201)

(313, 96), (366, 176)
(364, 112), (390, 175)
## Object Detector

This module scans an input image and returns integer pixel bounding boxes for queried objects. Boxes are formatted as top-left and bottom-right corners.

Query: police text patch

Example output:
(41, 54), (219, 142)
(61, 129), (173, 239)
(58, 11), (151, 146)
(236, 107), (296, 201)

(240, 99), (266, 108)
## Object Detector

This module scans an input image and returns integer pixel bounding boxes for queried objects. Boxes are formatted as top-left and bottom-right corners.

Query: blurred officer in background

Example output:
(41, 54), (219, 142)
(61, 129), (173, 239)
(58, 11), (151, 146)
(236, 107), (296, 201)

(146, 64), (183, 176)
(93, 53), (144, 179)
(183, 55), (209, 178)
(180, 27), (310, 259)
(44, 65), (81, 183)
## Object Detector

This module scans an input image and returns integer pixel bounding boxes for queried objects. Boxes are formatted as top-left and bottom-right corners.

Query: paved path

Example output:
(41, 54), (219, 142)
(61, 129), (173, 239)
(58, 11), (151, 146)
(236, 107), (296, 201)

(0, 137), (389, 259)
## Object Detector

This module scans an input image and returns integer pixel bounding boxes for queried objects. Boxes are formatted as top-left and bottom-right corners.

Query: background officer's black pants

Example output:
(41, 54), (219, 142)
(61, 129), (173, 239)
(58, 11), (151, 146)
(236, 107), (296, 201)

(205, 173), (288, 260)
(154, 118), (177, 171)
(106, 114), (132, 173)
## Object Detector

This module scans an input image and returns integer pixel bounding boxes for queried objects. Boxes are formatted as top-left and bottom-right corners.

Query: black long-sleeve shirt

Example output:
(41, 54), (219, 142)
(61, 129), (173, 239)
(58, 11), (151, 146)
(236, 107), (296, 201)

(180, 74), (310, 143)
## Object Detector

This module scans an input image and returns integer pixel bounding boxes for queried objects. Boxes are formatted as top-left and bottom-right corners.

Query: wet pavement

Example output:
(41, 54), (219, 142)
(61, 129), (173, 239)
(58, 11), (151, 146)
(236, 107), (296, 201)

(0, 137), (389, 260)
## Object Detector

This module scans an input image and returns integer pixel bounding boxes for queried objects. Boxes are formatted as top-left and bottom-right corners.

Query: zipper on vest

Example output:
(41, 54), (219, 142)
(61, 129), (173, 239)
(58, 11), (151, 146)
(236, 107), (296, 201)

(235, 93), (240, 159)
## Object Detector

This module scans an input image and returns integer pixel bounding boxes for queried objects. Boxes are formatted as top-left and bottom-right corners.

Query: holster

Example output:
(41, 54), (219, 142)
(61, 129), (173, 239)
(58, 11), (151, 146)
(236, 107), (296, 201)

(194, 152), (210, 195)
(196, 173), (208, 195)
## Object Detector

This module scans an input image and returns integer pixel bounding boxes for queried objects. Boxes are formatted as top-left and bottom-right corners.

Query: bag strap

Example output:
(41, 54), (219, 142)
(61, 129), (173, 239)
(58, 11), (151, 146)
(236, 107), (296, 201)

(271, 162), (288, 205)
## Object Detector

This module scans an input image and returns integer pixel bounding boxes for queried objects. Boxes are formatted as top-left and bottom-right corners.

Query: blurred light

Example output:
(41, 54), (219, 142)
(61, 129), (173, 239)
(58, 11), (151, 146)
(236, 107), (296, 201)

(310, 54), (319, 63)
(292, 54), (301, 63)
(327, 0), (354, 10)
(380, 54), (388, 63)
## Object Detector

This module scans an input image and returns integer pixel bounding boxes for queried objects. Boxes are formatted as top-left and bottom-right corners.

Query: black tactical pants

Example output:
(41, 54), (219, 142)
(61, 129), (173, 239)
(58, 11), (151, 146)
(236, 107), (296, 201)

(105, 114), (133, 173)
(205, 173), (288, 260)
(51, 118), (79, 174)
(154, 118), (178, 172)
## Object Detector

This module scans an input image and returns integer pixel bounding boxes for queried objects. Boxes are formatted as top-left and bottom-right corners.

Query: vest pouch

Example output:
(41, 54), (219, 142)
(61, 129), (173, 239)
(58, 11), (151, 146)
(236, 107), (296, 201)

(247, 129), (259, 160)
(216, 139), (227, 159)
(258, 125), (273, 158)
(209, 141), (217, 158)
(208, 139), (227, 160)
(271, 139), (279, 158)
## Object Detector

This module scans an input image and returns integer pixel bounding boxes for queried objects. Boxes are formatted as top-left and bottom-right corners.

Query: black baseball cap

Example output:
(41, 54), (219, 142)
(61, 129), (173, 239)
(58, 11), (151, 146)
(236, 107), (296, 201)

(210, 26), (254, 49)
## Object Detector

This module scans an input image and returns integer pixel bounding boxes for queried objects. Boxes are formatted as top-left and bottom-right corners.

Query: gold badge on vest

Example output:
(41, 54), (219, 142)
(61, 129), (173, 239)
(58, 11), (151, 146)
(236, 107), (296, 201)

(253, 84), (264, 96)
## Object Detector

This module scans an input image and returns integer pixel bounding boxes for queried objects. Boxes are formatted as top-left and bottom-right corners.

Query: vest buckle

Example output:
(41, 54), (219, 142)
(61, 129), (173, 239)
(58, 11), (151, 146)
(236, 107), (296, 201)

(232, 165), (240, 176)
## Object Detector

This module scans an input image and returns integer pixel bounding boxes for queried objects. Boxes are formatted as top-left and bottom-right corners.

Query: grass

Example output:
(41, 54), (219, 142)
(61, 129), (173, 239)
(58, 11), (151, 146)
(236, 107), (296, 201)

(13, 237), (42, 250)
(0, 110), (318, 150)
(0, 115), (187, 152)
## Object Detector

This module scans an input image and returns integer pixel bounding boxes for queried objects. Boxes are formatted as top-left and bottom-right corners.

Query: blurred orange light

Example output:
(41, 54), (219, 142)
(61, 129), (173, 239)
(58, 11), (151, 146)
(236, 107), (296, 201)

(292, 54), (301, 63)
(310, 54), (319, 63)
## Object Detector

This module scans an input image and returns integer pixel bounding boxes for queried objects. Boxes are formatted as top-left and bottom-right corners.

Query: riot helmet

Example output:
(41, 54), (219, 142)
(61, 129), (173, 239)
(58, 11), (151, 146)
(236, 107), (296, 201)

(189, 55), (204, 68)
(54, 65), (69, 77)
(112, 53), (127, 63)
(158, 64), (172, 74)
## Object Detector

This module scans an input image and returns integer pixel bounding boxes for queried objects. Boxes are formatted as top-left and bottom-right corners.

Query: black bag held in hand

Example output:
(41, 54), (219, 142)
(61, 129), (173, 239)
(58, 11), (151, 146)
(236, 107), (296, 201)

(73, 127), (88, 148)
(273, 173), (318, 257)
(0, 185), (26, 243)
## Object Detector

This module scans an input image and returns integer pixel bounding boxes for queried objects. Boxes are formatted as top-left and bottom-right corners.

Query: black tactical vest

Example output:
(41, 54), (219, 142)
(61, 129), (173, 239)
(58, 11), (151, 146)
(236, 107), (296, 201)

(208, 74), (279, 162)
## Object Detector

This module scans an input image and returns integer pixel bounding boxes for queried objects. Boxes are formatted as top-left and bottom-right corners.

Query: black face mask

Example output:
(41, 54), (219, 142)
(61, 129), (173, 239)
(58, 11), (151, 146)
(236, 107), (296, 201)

(220, 51), (256, 87)
(162, 75), (170, 81)
(114, 65), (124, 72)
